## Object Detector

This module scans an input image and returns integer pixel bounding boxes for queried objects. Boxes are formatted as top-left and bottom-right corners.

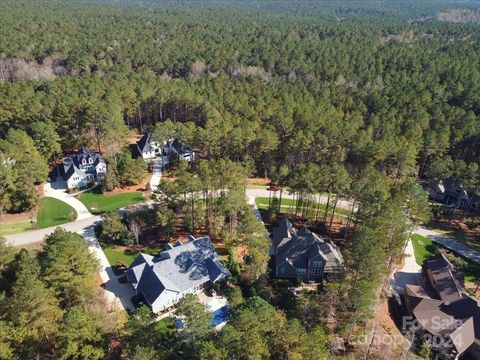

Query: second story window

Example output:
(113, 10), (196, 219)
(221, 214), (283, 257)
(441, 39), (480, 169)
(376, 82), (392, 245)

(296, 268), (306, 275)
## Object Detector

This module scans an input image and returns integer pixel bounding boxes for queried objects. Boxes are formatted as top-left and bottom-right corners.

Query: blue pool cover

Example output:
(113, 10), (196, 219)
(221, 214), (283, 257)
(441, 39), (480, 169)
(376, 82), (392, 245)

(175, 306), (229, 328)
(211, 306), (229, 326)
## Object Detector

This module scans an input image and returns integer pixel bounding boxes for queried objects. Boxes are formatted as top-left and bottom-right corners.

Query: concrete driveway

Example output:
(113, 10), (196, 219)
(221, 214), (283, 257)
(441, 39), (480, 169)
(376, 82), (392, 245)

(414, 227), (480, 264)
(390, 239), (422, 297)
(44, 180), (92, 220)
(149, 159), (162, 191)
(82, 226), (135, 311)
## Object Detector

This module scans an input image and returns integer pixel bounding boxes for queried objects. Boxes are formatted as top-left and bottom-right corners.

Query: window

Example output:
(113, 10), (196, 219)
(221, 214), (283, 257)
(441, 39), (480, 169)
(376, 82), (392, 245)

(312, 260), (323, 268)
(310, 269), (323, 276)
(296, 268), (306, 275)
(82, 159), (86, 165)
(89, 158), (93, 164)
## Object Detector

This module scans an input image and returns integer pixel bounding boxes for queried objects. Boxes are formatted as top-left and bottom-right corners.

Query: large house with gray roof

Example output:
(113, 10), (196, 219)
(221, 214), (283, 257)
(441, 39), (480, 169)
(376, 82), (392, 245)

(405, 253), (480, 359)
(270, 219), (344, 282)
(126, 235), (229, 313)
(61, 148), (106, 189)
(136, 132), (195, 164)
(429, 178), (480, 212)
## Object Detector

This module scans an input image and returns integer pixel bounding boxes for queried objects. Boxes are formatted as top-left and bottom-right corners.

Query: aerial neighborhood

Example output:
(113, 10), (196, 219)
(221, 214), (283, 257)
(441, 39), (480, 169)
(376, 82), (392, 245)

(1, 1), (480, 360)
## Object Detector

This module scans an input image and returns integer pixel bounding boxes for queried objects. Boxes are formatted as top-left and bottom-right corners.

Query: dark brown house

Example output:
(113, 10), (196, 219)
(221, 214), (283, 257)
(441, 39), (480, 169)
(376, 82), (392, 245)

(405, 253), (480, 359)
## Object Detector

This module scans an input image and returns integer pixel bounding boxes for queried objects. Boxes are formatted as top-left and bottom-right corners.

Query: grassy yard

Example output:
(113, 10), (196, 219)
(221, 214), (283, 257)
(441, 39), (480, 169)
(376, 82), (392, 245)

(255, 197), (350, 218)
(411, 234), (439, 266)
(78, 186), (145, 213)
(411, 234), (480, 283)
(0, 219), (33, 236)
(425, 221), (480, 252)
(102, 244), (163, 267)
(36, 197), (77, 229)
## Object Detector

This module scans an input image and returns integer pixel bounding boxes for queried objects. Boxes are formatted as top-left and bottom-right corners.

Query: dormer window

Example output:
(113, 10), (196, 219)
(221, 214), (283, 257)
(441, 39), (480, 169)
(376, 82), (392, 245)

(82, 159), (86, 165)
(89, 158), (93, 164)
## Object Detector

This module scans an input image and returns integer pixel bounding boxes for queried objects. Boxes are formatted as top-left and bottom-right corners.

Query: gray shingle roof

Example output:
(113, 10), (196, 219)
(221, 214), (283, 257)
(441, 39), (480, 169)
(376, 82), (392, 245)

(127, 236), (230, 307)
(136, 133), (151, 153)
(62, 148), (105, 181)
(274, 220), (343, 271)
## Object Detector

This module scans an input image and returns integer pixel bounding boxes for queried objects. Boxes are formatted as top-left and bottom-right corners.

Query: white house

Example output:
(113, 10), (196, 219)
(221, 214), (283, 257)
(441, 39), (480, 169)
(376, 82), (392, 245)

(126, 235), (229, 313)
(136, 132), (164, 160)
(136, 133), (195, 164)
(61, 148), (107, 189)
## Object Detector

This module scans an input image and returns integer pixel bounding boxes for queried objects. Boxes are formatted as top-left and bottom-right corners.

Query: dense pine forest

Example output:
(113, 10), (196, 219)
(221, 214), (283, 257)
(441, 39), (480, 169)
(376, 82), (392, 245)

(1, 0), (480, 359)
(1, 0), (479, 212)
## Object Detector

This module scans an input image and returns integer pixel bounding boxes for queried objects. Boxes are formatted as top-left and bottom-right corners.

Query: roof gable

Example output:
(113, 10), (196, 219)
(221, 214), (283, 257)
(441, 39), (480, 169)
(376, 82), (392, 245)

(275, 226), (343, 270)
(128, 236), (230, 305)
(137, 133), (151, 152)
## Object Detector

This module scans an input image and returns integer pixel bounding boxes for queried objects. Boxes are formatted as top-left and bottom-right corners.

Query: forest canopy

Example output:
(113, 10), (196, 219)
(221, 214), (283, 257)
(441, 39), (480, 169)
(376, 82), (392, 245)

(0, 0), (479, 210)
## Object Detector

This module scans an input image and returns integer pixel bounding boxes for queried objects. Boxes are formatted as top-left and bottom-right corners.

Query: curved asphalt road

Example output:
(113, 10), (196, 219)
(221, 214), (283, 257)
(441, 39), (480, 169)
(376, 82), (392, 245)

(5, 187), (480, 266)
(4, 215), (102, 246)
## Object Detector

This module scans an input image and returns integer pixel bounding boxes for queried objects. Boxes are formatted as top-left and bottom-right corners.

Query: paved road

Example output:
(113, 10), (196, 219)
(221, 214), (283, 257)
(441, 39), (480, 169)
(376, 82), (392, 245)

(44, 181), (92, 220)
(7, 185), (480, 311)
(5, 215), (102, 246)
(414, 227), (480, 264)
(245, 188), (357, 212)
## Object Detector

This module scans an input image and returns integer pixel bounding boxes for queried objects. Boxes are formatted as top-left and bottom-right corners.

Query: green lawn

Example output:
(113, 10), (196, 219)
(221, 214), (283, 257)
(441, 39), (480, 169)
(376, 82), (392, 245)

(425, 221), (480, 252)
(411, 234), (480, 283)
(255, 197), (350, 218)
(411, 234), (439, 266)
(102, 244), (163, 267)
(0, 219), (33, 236)
(36, 197), (77, 229)
(78, 187), (145, 213)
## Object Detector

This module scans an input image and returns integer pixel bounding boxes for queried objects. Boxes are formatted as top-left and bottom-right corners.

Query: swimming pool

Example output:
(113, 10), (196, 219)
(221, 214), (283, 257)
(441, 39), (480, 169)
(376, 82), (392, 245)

(211, 306), (229, 326)
(174, 306), (229, 328)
